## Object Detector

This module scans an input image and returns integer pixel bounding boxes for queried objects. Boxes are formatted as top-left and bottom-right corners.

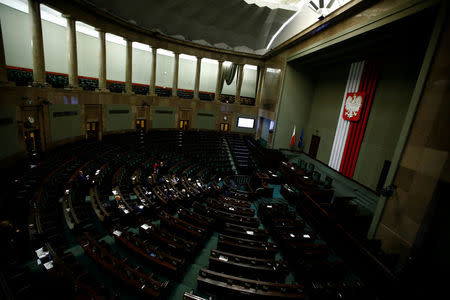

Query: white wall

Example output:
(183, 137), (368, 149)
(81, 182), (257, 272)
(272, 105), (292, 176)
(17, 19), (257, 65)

(200, 59), (218, 93)
(0, 4), (32, 68)
(76, 30), (99, 78)
(222, 72), (237, 95)
(178, 56), (196, 90)
(132, 46), (151, 85)
(155, 50), (173, 88)
(106, 36), (125, 82)
(42, 18), (67, 73)
(242, 66), (257, 97)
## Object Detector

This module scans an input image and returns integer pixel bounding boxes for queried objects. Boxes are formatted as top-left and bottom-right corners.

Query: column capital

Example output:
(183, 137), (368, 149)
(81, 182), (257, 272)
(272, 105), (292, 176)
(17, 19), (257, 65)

(61, 14), (74, 20)
(95, 27), (105, 33)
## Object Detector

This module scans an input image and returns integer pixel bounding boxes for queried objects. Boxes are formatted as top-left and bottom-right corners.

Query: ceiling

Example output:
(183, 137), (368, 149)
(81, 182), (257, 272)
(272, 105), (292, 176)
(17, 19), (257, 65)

(83, 0), (350, 55)
(85, 0), (296, 54)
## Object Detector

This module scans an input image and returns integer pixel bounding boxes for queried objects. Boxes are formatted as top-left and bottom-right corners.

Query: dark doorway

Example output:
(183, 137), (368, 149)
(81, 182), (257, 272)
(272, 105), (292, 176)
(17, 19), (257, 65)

(309, 135), (320, 159)
(220, 123), (229, 132)
(179, 120), (189, 131)
(24, 130), (41, 155)
(136, 119), (146, 132)
(86, 122), (99, 140)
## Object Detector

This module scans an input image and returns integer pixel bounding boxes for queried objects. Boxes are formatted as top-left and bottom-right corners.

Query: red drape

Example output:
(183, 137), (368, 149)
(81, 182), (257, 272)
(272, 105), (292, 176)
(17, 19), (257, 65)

(339, 59), (381, 178)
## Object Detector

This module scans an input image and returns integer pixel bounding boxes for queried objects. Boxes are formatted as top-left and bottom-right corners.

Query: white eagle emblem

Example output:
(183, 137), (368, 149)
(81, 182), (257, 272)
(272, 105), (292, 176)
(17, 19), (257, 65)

(344, 94), (362, 119)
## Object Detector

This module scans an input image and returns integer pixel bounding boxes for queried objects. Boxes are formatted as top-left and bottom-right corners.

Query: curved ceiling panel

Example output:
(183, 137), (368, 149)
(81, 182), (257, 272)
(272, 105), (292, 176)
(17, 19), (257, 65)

(85, 0), (295, 54)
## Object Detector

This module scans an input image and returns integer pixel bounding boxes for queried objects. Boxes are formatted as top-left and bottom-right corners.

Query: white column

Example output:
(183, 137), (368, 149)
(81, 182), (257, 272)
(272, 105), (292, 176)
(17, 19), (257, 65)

(125, 39), (132, 94)
(255, 66), (266, 106)
(150, 47), (157, 96)
(235, 64), (244, 104)
(64, 15), (79, 88)
(194, 56), (202, 100)
(97, 29), (107, 91)
(0, 21), (8, 83)
(214, 60), (224, 102)
(172, 52), (179, 97)
(28, 0), (46, 85)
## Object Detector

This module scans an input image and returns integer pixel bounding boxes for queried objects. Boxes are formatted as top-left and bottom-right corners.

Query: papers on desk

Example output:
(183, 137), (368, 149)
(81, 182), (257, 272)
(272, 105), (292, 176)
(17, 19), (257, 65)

(44, 261), (54, 270)
(35, 247), (49, 259)
(246, 230), (254, 235)
(124, 209), (130, 214)
(267, 205), (272, 208)
(141, 224), (150, 230)
(303, 234), (311, 239)
(228, 207), (235, 211)
(219, 255), (228, 262)
(112, 230), (122, 237)
(290, 233), (295, 238)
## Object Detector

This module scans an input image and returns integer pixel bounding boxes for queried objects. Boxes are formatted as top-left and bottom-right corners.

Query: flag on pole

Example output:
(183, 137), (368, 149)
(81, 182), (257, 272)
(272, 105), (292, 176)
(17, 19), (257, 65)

(289, 125), (296, 147)
(298, 128), (304, 149)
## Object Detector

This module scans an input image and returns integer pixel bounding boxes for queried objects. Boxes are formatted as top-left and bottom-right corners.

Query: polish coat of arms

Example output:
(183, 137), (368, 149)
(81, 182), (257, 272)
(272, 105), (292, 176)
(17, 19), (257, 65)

(343, 92), (364, 122)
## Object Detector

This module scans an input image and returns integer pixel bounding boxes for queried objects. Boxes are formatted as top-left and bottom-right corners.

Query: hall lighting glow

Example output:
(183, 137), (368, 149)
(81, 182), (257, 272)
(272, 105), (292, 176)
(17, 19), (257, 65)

(244, 64), (258, 70)
(237, 117), (255, 129)
(267, 68), (281, 74)
(0, 0), (27, 14)
(76, 21), (99, 38)
(157, 48), (174, 57)
(132, 42), (151, 52)
(180, 54), (197, 61)
(106, 33), (126, 46)
(40, 4), (66, 27)
(266, 0), (305, 50)
(202, 58), (219, 64)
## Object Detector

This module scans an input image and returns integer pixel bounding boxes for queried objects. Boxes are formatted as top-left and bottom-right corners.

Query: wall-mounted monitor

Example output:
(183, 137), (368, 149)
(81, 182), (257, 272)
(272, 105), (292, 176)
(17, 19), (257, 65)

(237, 117), (255, 129)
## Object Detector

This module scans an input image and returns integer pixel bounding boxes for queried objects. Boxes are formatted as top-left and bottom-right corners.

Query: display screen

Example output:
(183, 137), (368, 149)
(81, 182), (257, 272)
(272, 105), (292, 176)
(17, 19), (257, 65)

(237, 117), (255, 128)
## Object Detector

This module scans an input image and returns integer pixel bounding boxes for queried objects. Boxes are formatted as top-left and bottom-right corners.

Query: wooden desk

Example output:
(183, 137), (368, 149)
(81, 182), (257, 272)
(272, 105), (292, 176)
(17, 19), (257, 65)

(209, 249), (289, 282)
(198, 268), (304, 299)
(217, 234), (278, 259)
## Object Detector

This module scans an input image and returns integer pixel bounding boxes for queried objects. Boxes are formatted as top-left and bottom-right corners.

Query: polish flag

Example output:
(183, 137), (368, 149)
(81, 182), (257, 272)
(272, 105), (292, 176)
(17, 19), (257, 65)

(289, 125), (296, 148)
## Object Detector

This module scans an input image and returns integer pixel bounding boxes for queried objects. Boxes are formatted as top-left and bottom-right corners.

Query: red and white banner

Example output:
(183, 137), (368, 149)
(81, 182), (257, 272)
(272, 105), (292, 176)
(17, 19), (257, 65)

(329, 60), (381, 178)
